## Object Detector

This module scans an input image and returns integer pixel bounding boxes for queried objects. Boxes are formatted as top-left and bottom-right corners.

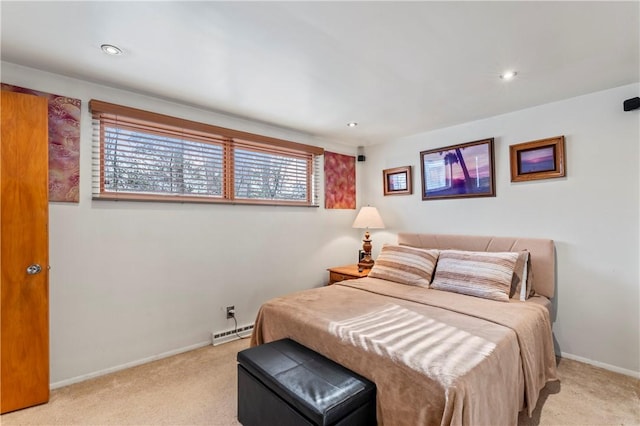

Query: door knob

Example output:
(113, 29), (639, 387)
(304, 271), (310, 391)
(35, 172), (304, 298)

(26, 264), (42, 275)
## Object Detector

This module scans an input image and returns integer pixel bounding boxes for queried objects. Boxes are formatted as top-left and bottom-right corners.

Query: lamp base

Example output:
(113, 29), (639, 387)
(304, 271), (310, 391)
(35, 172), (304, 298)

(358, 259), (374, 270)
(358, 231), (375, 270)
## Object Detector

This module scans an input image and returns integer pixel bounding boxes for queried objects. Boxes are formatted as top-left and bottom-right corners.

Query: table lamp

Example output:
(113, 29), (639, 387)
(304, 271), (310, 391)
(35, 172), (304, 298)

(352, 206), (385, 270)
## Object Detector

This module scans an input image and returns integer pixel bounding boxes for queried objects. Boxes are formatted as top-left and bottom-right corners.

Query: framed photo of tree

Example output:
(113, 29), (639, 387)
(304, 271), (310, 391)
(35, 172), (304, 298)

(420, 138), (495, 200)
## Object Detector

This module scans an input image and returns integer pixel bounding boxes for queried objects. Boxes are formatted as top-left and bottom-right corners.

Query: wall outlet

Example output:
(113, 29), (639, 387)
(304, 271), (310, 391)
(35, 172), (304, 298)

(226, 306), (235, 319)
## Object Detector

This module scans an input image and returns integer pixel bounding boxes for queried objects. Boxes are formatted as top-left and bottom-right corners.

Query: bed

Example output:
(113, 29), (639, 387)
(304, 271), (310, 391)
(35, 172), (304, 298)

(250, 233), (558, 425)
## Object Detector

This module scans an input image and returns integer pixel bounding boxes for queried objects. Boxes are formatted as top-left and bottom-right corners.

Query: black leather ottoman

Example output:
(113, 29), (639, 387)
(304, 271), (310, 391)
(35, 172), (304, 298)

(237, 338), (376, 426)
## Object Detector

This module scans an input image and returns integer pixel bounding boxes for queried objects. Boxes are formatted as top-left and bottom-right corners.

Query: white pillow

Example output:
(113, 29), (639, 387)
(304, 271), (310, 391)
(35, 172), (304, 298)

(520, 253), (529, 301)
(510, 250), (534, 300)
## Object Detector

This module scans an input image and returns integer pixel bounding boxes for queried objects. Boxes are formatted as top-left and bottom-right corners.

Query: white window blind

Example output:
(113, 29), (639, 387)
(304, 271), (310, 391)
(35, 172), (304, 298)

(90, 100), (323, 206)
(98, 115), (227, 199)
(233, 139), (313, 203)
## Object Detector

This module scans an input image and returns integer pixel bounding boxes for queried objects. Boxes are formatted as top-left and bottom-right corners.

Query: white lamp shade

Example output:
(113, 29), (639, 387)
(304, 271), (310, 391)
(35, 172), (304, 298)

(352, 206), (385, 229)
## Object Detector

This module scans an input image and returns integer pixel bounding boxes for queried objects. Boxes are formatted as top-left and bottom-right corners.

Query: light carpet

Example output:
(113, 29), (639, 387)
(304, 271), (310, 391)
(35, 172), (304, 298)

(2, 338), (638, 425)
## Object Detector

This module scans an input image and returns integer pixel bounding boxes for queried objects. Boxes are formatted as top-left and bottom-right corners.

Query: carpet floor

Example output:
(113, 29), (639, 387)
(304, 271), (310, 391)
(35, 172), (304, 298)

(2, 338), (638, 425)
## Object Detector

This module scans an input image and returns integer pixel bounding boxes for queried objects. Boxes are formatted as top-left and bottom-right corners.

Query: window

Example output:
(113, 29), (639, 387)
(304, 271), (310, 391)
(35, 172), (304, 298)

(90, 100), (323, 206)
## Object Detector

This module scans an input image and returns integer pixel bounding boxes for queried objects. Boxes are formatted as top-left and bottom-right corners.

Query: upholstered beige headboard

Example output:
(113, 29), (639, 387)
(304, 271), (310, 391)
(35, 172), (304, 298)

(397, 233), (556, 299)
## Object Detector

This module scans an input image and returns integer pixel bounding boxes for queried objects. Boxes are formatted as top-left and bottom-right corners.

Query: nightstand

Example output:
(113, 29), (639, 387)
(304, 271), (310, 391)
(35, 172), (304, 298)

(327, 264), (370, 285)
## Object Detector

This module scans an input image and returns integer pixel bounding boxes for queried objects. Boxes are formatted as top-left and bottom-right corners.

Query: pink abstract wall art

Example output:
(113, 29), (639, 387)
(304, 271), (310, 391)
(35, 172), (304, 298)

(2, 83), (81, 202)
(324, 151), (356, 209)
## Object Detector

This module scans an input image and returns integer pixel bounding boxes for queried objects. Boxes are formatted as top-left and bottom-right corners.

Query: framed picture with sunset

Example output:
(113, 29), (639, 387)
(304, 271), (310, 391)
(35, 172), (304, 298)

(510, 136), (565, 182)
(420, 138), (495, 200)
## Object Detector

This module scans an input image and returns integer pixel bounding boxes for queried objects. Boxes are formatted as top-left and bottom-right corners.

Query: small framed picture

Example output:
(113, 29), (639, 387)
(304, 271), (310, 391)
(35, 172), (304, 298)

(383, 166), (412, 196)
(358, 250), (365, 263)
(420, 138), (495, 200)
(510, 136), (565, 182)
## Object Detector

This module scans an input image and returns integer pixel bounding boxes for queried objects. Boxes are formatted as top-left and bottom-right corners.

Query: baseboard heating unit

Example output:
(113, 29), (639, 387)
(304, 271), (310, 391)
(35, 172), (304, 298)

(212, 324), (254, 346)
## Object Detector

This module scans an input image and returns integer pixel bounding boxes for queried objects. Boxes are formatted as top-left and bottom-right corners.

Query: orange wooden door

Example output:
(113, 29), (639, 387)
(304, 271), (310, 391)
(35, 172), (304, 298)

(1, 90), (50, 413)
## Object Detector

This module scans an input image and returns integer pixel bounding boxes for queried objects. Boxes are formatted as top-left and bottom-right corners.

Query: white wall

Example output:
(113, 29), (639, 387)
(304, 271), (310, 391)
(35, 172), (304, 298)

(4, 61), (638, 384)
(2, 62), (363, 386)
(362, 83), (640, 376)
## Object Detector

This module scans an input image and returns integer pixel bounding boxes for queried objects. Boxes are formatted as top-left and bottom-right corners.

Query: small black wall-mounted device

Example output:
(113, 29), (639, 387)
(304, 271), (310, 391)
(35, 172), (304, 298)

(357, 155), (366, 162)
(623, 97), (640, 111)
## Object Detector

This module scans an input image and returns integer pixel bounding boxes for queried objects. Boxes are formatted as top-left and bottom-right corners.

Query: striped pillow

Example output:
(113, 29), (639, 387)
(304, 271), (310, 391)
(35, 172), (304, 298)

(431, 250), (519, 302)
(368, 245), (439, 287)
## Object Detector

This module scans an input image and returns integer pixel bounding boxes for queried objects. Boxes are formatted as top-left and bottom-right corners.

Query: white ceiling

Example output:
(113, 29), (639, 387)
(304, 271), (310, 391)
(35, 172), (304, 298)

(1, 1), (638, 146)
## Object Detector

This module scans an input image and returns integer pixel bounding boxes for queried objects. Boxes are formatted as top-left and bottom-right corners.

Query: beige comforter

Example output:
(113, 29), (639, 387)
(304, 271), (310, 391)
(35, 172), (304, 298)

(251, 277), (557, 426)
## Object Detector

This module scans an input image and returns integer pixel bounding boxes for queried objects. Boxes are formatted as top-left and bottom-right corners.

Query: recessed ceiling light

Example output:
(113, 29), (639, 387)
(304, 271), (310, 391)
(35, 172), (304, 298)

(500, 70), (517, 80)
(347, 122), (358, 128)
(101, 44), (123, 56)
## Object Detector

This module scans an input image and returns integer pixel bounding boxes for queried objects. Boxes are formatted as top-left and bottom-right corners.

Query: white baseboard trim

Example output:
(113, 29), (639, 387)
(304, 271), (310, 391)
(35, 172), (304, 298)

(559, 351), (640, 379)
(50, 339), (212, 390)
